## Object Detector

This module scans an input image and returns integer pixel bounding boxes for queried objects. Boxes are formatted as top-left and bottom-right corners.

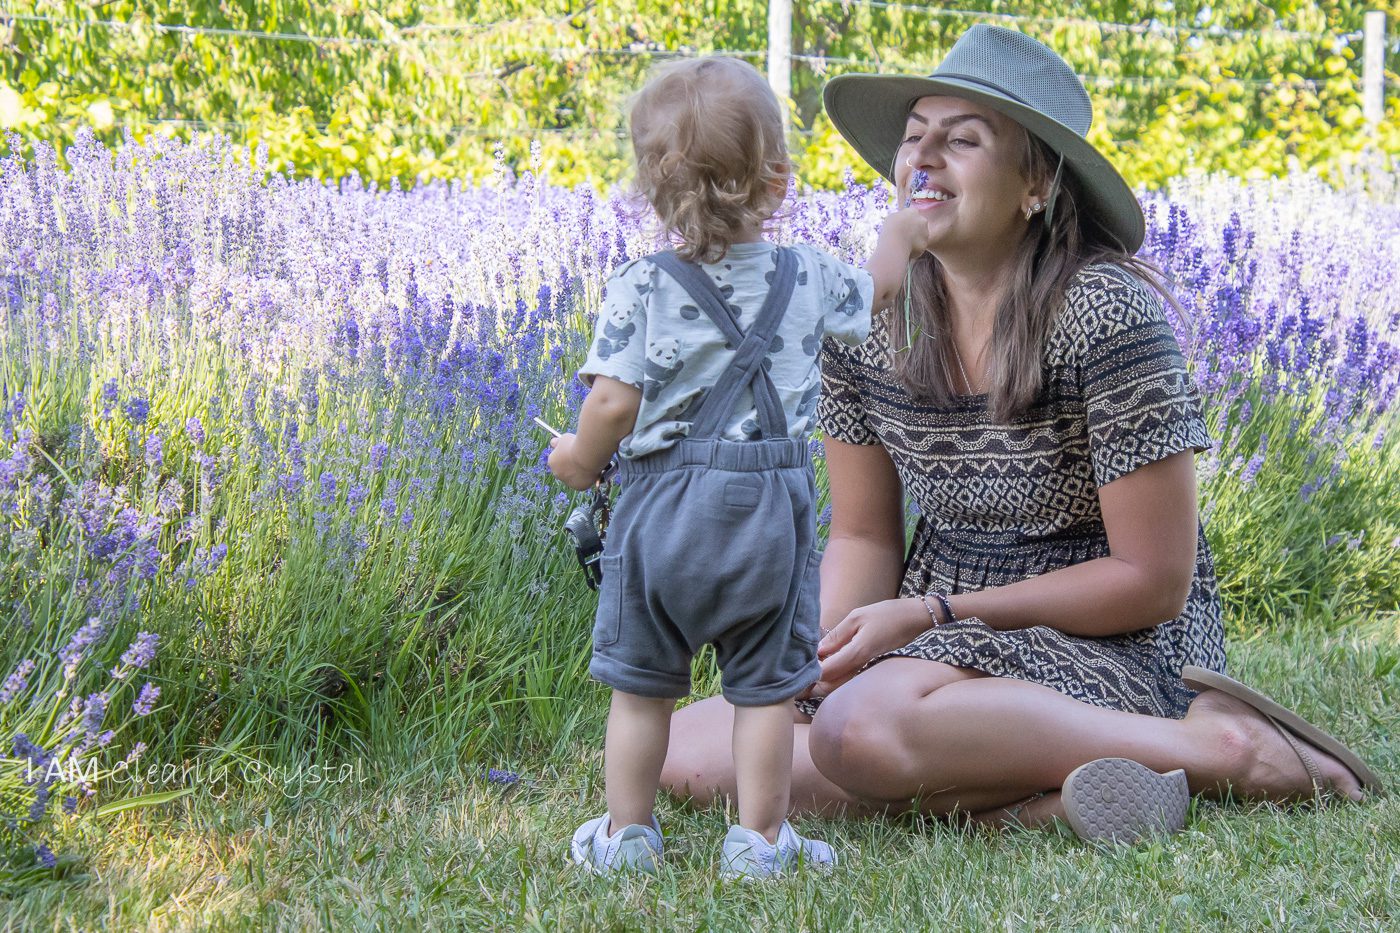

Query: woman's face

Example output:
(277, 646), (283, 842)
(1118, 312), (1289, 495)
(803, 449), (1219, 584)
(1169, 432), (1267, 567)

(894, 95), (1041, 262)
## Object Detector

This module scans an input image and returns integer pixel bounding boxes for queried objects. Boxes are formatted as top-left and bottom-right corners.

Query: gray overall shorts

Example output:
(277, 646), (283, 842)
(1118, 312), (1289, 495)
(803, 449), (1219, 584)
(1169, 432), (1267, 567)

(588, 248), (823, 706)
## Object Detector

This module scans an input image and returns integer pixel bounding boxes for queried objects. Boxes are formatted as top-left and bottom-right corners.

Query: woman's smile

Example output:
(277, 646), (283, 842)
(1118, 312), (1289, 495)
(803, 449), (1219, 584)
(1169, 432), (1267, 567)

(909, 186), (956, 210)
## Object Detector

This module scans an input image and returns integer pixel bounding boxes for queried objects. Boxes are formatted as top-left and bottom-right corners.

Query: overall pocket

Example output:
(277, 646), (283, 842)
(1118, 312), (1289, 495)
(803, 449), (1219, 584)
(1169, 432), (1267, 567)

(790, 548), (823, 647)
(592, 555), (624, 648)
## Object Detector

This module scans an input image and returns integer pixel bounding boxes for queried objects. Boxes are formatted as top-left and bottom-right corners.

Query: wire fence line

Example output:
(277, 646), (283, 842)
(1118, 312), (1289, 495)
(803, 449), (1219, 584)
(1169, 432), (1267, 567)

(0, 7), (1380, 51)
(1, 9), (1371, 88)
(823, 0), (1364, 43)
(4, 6), (1393, 141)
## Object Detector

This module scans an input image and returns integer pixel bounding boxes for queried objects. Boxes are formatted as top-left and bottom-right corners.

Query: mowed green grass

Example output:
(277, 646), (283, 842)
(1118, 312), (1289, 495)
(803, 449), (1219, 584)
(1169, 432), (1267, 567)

(7, 612), (1397, 931)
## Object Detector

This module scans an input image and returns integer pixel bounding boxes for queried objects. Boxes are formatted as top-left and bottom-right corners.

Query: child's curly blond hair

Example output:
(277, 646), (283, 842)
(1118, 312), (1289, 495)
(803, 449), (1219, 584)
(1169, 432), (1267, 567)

(628, 57), (789, 264)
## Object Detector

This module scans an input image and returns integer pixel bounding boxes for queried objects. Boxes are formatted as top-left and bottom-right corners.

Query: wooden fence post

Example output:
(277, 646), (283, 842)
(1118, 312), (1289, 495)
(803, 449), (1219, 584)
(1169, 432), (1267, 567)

(768, 0), (792, 131)
(1362, 10), (1387, 130)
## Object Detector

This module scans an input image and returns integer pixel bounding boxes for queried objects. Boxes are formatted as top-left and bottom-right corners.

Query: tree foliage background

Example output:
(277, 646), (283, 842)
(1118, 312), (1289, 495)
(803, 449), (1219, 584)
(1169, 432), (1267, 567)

(1, 1), (1397, 189)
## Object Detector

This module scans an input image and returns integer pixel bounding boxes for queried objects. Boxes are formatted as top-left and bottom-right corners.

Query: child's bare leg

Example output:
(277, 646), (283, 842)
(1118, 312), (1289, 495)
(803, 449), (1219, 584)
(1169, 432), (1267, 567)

(605, 690), (677, 830)
(732, 701), (796, 842)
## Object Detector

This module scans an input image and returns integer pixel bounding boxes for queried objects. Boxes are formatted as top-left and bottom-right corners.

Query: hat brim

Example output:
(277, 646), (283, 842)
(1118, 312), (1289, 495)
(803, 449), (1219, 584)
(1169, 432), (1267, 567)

(823, 73), (1144, 254)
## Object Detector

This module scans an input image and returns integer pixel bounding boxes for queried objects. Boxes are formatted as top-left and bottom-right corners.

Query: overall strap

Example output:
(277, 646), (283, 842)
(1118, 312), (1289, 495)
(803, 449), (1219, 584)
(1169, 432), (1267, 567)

(650, 248), (799, 439)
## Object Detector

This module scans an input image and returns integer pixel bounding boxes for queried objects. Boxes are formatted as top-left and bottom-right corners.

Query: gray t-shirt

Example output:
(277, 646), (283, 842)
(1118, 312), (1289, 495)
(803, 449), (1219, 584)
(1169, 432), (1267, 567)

(580, 242), (874, 459)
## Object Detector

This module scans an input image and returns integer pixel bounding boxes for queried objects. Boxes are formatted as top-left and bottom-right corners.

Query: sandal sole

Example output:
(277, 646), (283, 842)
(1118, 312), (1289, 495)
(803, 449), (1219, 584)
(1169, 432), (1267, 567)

(1062, 757), (1189, 844)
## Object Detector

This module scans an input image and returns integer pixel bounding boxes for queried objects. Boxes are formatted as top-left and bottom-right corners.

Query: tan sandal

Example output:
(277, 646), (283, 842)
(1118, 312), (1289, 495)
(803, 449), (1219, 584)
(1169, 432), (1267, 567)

(1181, 665), (1384, 796)
(1062, 757), (1189, 844)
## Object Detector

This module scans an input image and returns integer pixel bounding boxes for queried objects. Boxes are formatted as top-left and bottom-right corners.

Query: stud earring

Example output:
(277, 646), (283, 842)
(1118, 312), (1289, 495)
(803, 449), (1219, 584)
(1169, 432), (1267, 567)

(1024, 201), (1043, 221)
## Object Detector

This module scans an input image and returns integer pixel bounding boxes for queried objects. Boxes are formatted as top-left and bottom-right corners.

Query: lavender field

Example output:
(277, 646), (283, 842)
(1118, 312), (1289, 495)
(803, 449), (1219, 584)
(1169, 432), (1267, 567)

(1, 133), (1398, 923)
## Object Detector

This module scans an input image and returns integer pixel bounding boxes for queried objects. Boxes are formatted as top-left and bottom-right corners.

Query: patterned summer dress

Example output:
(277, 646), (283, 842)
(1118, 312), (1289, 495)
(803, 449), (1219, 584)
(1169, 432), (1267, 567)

(806, 263), (1227, 720)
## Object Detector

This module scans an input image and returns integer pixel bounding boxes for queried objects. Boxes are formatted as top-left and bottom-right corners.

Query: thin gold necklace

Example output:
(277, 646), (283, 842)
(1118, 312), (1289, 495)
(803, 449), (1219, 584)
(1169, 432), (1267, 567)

(951, 340), (978, 395)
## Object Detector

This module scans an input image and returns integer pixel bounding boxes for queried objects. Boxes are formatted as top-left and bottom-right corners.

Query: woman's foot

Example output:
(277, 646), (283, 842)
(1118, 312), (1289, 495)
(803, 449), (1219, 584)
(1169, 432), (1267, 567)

(1184, 688), (1365, 803)
(966, 791), (1065, 831)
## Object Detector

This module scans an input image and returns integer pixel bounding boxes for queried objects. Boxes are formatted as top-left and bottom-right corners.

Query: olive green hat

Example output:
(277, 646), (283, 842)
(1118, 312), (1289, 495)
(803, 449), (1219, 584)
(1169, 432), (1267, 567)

(823, 24), (1145, 253)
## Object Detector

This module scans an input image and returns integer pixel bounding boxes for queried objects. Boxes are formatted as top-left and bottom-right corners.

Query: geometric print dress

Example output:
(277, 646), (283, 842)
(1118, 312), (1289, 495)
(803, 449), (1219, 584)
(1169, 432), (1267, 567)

(803, 263), (1227, 720)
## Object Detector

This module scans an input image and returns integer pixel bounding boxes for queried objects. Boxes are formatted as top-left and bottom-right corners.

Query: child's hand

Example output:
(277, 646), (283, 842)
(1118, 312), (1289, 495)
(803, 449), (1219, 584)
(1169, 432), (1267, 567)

(547, 434), (601, 491)
(886, 206), (932, 260)
(866, 207), (933, 312)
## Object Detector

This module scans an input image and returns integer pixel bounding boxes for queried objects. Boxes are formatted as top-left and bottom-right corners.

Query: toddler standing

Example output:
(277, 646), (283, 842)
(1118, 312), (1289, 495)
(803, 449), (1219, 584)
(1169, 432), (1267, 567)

(547, 56), (928, 878)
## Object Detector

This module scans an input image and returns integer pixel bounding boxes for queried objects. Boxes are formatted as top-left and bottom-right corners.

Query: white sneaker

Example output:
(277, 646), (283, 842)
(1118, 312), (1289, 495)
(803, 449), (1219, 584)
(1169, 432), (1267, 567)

(568, 813), (663, 874)
(720, 821), (836, 879)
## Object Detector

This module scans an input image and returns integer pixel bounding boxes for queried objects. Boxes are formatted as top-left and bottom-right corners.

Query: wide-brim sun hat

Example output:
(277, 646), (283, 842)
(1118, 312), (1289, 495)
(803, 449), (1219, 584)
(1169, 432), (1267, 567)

(823, 24), (1145, 254)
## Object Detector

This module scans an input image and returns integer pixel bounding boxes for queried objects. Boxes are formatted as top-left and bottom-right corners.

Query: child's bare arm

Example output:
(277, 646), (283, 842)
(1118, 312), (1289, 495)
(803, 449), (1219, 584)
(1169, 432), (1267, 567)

(547, 376), (642, 490)
(866, 208), (931, 313)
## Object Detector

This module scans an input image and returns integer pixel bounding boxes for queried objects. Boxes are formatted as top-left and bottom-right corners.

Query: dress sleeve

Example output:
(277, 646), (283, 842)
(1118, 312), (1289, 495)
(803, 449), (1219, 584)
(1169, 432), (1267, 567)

(818, 335), (880, 446)
(1071, 267), (1213, 487)
(577, 259), (650, 389)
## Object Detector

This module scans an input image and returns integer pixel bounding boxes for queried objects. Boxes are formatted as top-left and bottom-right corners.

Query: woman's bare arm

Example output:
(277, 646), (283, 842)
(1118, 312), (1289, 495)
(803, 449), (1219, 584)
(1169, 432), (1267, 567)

(819, 438), (908, 629)
(810, 438), (932, 694)
(816, 446), (1200, 690)
(946, 450), (1200, 637)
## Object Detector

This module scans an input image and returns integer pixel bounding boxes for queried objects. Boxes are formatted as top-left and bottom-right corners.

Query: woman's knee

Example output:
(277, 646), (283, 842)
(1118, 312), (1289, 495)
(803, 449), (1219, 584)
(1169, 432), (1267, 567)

(808, 684), (910, 793)
(807, 662), (975, 795)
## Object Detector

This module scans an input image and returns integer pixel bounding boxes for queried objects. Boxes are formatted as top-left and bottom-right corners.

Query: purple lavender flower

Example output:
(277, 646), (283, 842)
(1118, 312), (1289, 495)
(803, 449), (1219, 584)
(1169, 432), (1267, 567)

(369, 442), (389, 472)
(123, 396), (150, 425)
(486, 767), (520, 785)
(28, 788), (51, 823)
(205, 542), (229, 572)
(145, 433), (164, 468)
(101, 378), (119, 421)
(82, 692), (108, 733)
(120, 631), (160, 669)
(346, 483), (368, 515)
(132, 682), (160, 716)
(59, 617), (109, 678)
(186, 416), (205, 445)
(12, 732), (46, 763)
(35, 843), (57, 868)
(0, 658), (36, 703)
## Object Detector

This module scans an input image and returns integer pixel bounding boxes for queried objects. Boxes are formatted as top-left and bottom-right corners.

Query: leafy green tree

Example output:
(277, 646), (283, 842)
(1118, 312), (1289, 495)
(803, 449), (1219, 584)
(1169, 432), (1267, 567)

(1, 1), (1395, 188)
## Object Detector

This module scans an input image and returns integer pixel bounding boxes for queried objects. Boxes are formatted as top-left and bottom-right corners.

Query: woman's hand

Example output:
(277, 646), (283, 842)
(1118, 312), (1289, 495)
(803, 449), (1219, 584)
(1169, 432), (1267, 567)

(808, 597), (931, 697)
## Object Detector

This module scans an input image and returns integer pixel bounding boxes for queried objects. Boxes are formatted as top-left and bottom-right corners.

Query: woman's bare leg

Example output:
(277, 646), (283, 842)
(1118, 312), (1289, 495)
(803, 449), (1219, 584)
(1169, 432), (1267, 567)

(660, 695), (878, 817)
(808, 659), (1364, 815)
(964, 792), (1065, 831)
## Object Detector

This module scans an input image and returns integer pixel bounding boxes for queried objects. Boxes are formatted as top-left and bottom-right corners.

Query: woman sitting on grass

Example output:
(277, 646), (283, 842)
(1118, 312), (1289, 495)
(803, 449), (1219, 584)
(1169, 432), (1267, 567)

(660, 25), (1383, 842)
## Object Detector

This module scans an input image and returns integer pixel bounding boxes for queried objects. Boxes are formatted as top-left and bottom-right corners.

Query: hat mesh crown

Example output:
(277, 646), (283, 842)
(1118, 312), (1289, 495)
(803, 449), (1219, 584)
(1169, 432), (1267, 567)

(938, 26), (1092, 136)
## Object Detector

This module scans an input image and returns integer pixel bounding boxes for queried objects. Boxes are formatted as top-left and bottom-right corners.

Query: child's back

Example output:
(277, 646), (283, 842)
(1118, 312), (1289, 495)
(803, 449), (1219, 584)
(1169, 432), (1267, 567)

(580, 241), (870, 459)
(547, 54), (926, 879)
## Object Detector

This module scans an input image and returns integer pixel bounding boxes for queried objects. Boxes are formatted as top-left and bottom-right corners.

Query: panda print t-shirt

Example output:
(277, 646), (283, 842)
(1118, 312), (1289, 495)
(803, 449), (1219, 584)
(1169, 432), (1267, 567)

(578, 241), (873, 460)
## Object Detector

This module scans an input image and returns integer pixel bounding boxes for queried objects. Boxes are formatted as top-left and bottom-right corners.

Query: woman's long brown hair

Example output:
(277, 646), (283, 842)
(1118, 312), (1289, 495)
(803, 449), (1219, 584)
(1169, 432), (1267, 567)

(889, 131), (1183, 423)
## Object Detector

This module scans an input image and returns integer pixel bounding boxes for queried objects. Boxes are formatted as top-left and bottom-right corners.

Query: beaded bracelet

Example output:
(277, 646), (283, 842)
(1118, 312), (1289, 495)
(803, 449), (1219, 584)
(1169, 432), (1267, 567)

(919, 593), (941, 628)
(931, 591), (958, 626)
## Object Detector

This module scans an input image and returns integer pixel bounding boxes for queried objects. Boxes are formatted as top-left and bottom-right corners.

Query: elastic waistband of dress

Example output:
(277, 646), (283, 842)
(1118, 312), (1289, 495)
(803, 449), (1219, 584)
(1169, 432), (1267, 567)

(619, 438), (811, 477)
(912, 518), (1110, 556)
